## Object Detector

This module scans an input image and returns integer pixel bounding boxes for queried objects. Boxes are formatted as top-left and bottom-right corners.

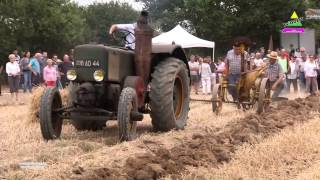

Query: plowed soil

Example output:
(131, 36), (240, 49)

(72, 96), (320, 180)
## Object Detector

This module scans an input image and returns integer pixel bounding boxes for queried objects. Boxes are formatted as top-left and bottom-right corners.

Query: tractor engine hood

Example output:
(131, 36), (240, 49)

(72, 44), (135, 83)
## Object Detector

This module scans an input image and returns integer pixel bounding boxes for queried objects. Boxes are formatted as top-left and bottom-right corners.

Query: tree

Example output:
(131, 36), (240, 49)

(84, 1), (139, 46)
(138, 0), (315, 57)
(0, 0), (88, 61)
(136, 0), (185, 31)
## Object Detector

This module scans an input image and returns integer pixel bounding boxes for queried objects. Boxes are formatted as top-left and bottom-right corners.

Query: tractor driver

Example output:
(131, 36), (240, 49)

(225, 41), (249, 103)
(109, 11), (149, 50)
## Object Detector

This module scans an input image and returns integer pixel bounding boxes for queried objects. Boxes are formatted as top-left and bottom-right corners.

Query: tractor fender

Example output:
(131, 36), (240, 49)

(151, 44), (190, 78)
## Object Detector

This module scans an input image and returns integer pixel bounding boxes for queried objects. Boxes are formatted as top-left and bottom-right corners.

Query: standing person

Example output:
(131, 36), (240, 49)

(6, 54), (20, 101)
(53, 55), (63, 89)
(278, 49), (289, 74)
(200, 57), (212, 95)
(298, 48), (307, 92)
(207, 56), (216, 88)
(287, 56), (299, 93)
(289, 44), (295, 57)
(69, 49), (75, 65)
(59, 54), (73, 88)
(215, 57), (226, 83)
(278, 49), (289, 93)
(265, 51), (285, 99)
(316, 55), (320, 90)
(260, 47), (266, 58)
(42, 51), (48, 62)
(0, 62), (3, 96)
(20, 51), (32, 93)
(43, 59), (58, 88)
(253, 52), (264, 69)
(295, 48), (301, 58)
(225, 42), (249, 103)
(28, 53), (41, 86)
(38, 52), (46, 83)
(13, 49), (20, 63)
(188, 55), (200, 94)
(304, 55), (318, 96)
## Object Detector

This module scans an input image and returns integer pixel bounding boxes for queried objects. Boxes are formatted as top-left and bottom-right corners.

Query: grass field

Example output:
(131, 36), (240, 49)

(0, 88), (319, 180)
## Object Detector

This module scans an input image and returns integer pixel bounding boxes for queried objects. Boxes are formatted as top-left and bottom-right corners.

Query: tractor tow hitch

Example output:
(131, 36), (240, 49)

(130, 111), (144, 121)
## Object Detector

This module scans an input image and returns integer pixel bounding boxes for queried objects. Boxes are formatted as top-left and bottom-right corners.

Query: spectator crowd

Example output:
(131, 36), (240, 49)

(188, 45), (320, 98)
(0, 49), (74, 101)
(1, 45), (319, 102)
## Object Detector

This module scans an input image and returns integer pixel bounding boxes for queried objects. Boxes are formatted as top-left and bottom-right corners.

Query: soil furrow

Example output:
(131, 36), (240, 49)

(72, 96), (320, 180)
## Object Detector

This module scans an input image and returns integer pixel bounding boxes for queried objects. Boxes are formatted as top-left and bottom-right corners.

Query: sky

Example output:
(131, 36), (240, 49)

(73, 0), (143, 10)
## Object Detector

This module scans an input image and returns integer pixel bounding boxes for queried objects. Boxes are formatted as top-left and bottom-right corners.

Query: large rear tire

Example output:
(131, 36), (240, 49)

(39, 88), (63, 140)
(117, 87), (138, 141)
(150, 57), (190, 131)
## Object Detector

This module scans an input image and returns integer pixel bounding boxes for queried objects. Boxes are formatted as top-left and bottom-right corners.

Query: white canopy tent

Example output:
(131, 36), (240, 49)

(152, 25), (215, 58)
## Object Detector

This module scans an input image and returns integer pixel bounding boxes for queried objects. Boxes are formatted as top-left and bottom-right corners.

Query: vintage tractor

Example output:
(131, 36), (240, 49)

(39, 18), (190, 141)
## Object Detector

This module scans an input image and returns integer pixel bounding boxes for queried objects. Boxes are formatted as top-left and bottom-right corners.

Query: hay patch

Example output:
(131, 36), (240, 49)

(29, 86), (69, 123)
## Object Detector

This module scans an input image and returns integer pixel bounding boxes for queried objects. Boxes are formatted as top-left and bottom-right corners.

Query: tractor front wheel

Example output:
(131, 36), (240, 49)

(39, 88), (63, 140)
(117, 87), (138, 141)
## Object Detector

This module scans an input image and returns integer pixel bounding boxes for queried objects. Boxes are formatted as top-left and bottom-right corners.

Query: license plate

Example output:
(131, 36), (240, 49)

(75, 59), (100, 67)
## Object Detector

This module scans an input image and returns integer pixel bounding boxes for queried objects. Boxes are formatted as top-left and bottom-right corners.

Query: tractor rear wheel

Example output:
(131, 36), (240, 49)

(39, 88), (63, 140)
(150, 57), (190, 131)
(117, 87), (138, 141)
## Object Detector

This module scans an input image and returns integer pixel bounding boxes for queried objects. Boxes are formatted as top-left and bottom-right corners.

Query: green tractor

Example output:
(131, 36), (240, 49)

(39, 23), (190, 141)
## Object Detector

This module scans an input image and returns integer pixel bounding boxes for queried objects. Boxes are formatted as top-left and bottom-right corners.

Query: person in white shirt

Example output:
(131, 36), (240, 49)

(253, 52), (264, 69)
(188, 55), (200, 94)
(304, 55), (318, 95)
(287, 56), (299, 93)
(199, 57), (212, 95)
(6, 54), (21, 101)
(109, 11), (149, 50)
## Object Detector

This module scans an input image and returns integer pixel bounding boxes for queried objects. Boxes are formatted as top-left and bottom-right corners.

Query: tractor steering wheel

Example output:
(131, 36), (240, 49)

(112, 29), (135, 46)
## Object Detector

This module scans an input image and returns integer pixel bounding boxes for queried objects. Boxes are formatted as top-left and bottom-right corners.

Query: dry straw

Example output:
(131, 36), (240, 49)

(29, 86), (69, 123)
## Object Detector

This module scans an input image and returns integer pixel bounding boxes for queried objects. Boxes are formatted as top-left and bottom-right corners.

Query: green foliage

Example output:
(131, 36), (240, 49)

(138, 0), (319, 57)
(0, 0), (139, 64)
(0, 0), (88, 60)
(1, 0), (319, 64)
(84, 1), (138, 45)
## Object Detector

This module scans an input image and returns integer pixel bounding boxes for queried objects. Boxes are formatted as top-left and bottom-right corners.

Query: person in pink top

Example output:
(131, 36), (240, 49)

(43, 59), (58, 87)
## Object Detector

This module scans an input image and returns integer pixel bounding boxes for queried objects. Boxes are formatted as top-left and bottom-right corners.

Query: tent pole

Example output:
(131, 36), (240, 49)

(212, 46), (215, 62)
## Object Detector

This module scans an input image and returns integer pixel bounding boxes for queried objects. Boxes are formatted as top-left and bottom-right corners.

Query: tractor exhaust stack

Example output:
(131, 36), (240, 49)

(134, 11), (154, 88)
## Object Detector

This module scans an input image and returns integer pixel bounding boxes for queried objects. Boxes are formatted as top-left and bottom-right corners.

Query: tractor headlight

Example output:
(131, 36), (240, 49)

(67, 70), (77, 81)
(93, 70), (105, 82)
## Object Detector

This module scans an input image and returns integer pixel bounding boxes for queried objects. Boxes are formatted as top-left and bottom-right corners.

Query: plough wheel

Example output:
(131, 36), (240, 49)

(212, 84), (222, 115)
(257, 78), (270, 114)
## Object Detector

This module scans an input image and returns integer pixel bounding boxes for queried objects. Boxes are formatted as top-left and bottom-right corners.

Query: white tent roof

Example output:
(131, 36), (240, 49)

(152, 25), (215, 49)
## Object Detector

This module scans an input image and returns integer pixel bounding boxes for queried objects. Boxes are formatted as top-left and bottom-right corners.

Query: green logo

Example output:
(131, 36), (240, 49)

(282, 11), (304, 33)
